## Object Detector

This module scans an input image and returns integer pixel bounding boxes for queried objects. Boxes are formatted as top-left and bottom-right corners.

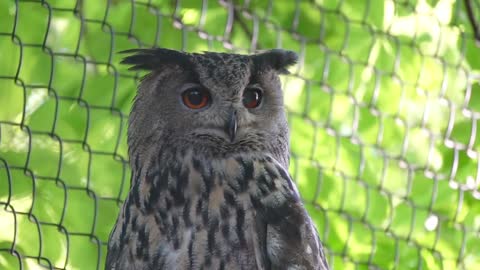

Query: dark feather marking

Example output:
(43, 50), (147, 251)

(207, 216), (219, 252)
(220, 204), (229, 219)
(221, 222), (230, 239)
(172, 215), (180, 249)
(134, 154), (140, 168)
(154, 212), (166, 234)
(180, 147), (187, 158)
(204, 179), (215, 202)
(131, 156), (143, 185)
(264, 165), (278, 180)
(165, 196), (173, 211)
(132, 181), (141, 208)
(131, 214), (138, 232)
(193, 157), (214, 199)
(241, 159), (254, 180)
(192, 157), (203, 172)
(173, 167), (188, 205)
(236, 206), (246, 247)
(224, 190), (236, 206)
(158, 169), (169, 191)
(168, 164), (182, 204)
(202, 175), (213, 199)
(260, 171), (276, 191)
(227, 181), (240, 193)
(276, 164), (297, 194)
(268, 200), (304, 242)
(256, 166), (306, 241)
(195, 199), (203, 217)
(257, 183), (270, 196)
(237, 158), (253, 192)
(188, 232), (195, 269)
(136, 224), (149, 260)
(156, 203), (168, 222)
(183, 198), (193, 227)
(250, 194), (261, 209)
(205, 256), (212, 267)
(255, 210), (271, 269)
(146, 170), (161, 213)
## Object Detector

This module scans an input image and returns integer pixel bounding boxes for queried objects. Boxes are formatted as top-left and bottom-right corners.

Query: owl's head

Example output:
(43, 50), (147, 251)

(123, 48), (297, 168)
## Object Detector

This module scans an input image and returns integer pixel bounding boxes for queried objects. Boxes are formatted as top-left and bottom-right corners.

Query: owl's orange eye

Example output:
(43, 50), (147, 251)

(182, 88), (210, 109)
(243, 88), (262, 109)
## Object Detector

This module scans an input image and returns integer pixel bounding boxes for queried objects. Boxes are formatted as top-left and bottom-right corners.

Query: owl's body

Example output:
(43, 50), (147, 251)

(106, 49), (329, 269)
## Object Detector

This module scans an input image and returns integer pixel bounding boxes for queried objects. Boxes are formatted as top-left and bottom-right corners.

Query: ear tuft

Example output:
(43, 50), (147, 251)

(251, 49), (298, 74)
(119, 48), (191, 71)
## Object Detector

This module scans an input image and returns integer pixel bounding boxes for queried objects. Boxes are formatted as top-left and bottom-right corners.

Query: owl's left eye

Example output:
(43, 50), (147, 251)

(182, 88), (210, 109)
(243, 87), (263, 109)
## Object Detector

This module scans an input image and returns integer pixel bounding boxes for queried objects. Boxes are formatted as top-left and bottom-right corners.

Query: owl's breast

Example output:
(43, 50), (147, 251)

(107, 152), (290, 269)
(167, 153), (275, 269)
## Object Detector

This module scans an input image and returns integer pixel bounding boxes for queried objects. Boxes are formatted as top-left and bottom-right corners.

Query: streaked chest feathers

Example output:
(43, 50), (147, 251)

(107, 152), (324, 270)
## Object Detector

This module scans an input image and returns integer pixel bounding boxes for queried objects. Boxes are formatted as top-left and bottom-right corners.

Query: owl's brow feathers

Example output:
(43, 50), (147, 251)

(119, 48), (298, 75)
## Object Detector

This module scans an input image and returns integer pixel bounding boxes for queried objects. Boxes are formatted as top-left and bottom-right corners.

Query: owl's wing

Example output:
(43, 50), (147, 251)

(252, 157), (330, 270)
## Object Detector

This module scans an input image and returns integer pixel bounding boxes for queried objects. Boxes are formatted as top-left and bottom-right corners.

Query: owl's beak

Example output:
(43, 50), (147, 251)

(226, 110), (238, 142)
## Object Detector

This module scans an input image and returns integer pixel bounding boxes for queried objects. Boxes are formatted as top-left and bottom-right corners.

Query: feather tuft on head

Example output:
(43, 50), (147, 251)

(120, 48), (192, 71)
(251, 49), (298, 74)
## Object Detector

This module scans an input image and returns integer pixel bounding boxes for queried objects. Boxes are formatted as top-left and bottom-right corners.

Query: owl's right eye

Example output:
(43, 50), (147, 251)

(181, 88), (210, 109)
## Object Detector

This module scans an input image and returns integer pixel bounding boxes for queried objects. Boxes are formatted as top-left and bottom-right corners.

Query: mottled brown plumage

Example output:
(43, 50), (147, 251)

(106, 48), (329, 269)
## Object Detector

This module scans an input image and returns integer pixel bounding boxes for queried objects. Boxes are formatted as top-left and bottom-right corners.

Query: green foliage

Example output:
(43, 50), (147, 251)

(1, 0), (480, 269)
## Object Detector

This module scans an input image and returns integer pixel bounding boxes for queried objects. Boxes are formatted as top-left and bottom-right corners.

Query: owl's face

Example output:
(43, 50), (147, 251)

(125, 49), (297, 167)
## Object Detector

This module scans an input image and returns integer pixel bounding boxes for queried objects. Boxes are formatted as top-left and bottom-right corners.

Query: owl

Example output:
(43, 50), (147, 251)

(105, 48), (330, 270)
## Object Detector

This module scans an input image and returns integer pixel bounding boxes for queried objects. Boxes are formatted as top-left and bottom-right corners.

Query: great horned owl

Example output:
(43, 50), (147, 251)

(106, 48), (330, 270)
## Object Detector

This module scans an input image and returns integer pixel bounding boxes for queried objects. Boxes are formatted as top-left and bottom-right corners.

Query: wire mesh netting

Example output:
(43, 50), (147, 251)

(1, 0), (480, 269)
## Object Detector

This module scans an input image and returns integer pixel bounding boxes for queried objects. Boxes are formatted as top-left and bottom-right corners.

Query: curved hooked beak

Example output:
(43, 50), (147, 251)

(225, 110), (237, 142)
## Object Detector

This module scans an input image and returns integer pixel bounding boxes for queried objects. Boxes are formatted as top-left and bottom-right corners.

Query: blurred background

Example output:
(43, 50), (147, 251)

(1, 0), (480, 269)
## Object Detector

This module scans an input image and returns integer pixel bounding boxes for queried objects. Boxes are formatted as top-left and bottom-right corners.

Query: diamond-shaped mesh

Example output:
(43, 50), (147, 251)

(1, 0), (479, 269)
